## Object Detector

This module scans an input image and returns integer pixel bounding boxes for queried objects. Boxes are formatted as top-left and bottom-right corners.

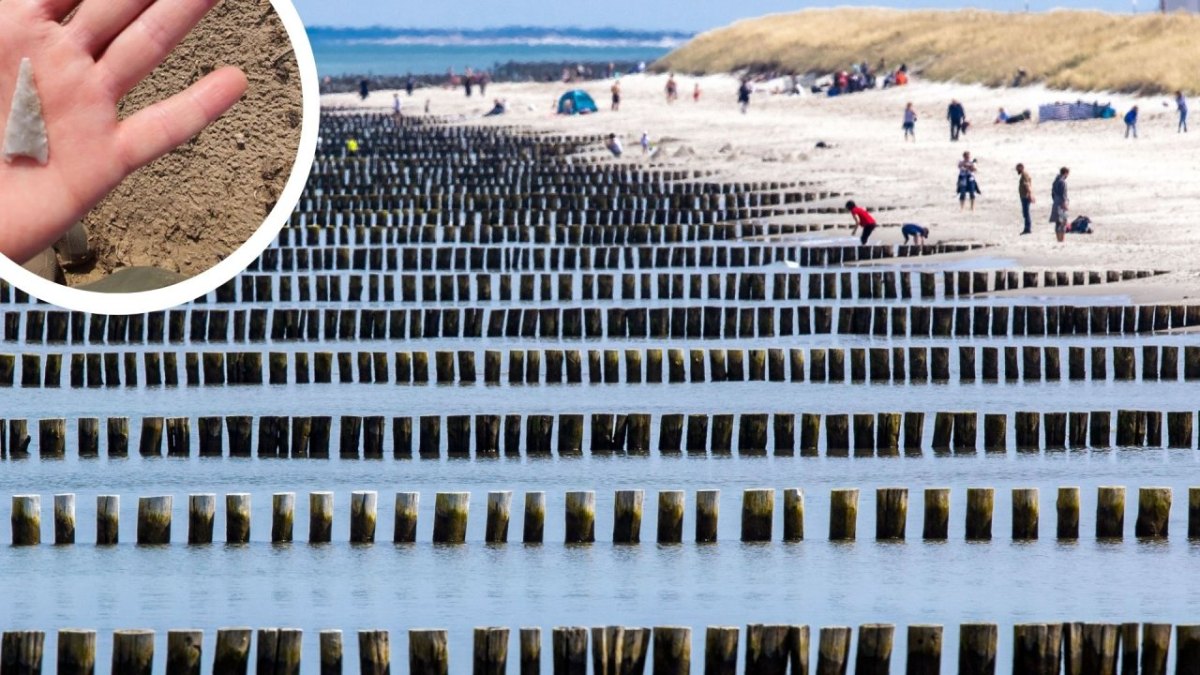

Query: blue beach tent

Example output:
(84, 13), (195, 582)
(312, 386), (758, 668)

(557, 90), (598, 115)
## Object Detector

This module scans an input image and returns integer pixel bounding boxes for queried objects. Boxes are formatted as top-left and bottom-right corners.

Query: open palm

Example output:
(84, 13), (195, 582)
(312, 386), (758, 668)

(0, 0), (247, 265)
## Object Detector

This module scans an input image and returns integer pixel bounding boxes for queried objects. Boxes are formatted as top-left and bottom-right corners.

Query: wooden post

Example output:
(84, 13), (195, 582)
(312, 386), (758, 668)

(741, 488), (774, 542)
(95, 495), (119, 545)
(318, 631), (341, 675)
(309, 492), (334, 544)
(1057, 487), (1080, 540)
(520, 628), (540, 675)
(856, 624), (894, 675)
(613, 489), (644, 544)
(783, 488), (804, 542)
(965, 488), (993, 540)
(1141, 623), (1170, 675)
(1080, 624), (1118, 675)
(184, 494), (214, 545)
(357, 631), (390, 675)
(409, 630), (449, 675)
(523, 492), (545, 544)
(112, 630), (154, 675)
(657, 491), (685, 544)
(1135, 487), (1171, 538)
(704, 626), (739, 675)
(696, 489), (719, 543)
(565, 491), (596, 543)
(1012, 488), (1039, 540)
(552, 627), (588, 675)
(1096, 486), (1126, 538)
(876, 488), (907, 540)
(1176, 626), (1200, 675)
(817, 627), (852, 675)
(923, 488), (950, 540)
(653, 627), (690, 675)
(271, 493), (295, 543)
(137, 496), (171, 544)
(474, 627), (509, 675)
(745, 624), (790, 673)
(53, 493), (74, 545)
(434, 492), (470, 543)
(350, 490), (378, 543)
(225, 493), (251, 544)
(486, 491), (512, 543)
(256, 629), (302, 675)
(56, 630), (95, 675)
(166, 630), (202, 675)
(1013, 624), (1062, 674)
(958, 624), (997, 675)
(1, 630), (45, 675)
(827, 488), (859, 541)
(906, 625), (942, 675)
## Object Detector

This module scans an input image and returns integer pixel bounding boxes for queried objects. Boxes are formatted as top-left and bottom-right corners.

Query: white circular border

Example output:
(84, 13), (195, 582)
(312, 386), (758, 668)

(0, 0), (320, 315)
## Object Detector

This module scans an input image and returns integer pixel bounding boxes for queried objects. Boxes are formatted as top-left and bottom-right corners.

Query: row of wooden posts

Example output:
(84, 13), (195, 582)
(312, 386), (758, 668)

(165, 267), (1153, 306)
(3, 484), (1190, 546)
(237, 241), (984, 275)
(4, 409), (1198, 460)
(5, 302), (1196, 347)
(8, 343), (1200, 389)
(10, 619), (1194, 675)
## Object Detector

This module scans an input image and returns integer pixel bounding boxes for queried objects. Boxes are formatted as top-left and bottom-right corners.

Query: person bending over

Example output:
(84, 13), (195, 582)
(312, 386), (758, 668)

(846, 201), (877, 246)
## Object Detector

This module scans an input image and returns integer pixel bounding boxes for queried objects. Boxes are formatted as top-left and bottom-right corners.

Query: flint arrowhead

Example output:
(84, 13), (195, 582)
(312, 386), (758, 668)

(3, 58), (50, 165)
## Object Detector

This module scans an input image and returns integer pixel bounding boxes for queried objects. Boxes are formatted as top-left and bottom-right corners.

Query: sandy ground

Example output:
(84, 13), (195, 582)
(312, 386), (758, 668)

(327, 72), (1200, 302)
(68, 0), (302, 287)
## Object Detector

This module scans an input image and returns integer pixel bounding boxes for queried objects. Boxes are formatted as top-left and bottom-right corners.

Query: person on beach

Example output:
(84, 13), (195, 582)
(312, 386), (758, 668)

(1176, 91), (1188, 133)
(605, 134), (623, 158)
(948, 99), (966, 141)
(359, 78), (370, 101)
(478, 72), (489, 97)
(346, 137), (360, 155)
(392, 93), (402, 118)
(405, 75), (415, 96)
(995, 108), (1009, 124)
(1124, 106), (1139, 139)
(611, 80), (621, 111)
(640, 131), (651, 155)
(846, 201), (878, 245)
(693, 82), (702, 102)
(901, 223), (930, 245)
(956, 152), (980, 211)
(665, 74), (678, 103)
(903, 103), (917, 141)
(1016, 163), (1034, 235)
(1050, 167), (1070, 243)
(738, 80), (752, 114)
(464, 75), (473, 98)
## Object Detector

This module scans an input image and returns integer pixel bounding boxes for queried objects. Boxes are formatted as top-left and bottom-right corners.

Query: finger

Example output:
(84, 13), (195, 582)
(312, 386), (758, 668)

(115, 66), (246, 173)
(28, 0), (84, 24)
(65, 0), (154, 56)
(98, 0), (220, 97)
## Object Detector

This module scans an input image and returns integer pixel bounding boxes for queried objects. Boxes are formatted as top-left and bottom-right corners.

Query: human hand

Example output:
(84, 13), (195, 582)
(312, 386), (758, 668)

(0, 0), (247, 265)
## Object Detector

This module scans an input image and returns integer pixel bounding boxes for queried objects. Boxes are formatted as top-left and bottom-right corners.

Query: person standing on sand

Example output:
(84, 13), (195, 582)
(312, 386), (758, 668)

(694, 82), (702, 102)
(846, 201), (878, 245)
(1016, 163), (1034, 235)
(957, 151), (980, 211)
(392, 93), (402, 118)
(1050, 167), (1070, 243)
(1124, 106), (1139, 138)
(948, 99), (966, 141)
(666, 74), (678, 103)
(611, 80), (621, 112)
(359, 78), (370, 101)
(405, 74), (415, 96)
(903, 103), (917, 141)
(1176, 91), (1188, 133)
(738, 80), (752, 114)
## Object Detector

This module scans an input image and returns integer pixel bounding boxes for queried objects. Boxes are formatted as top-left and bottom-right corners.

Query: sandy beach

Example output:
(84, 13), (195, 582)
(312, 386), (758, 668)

(326, 72), (1200, 301)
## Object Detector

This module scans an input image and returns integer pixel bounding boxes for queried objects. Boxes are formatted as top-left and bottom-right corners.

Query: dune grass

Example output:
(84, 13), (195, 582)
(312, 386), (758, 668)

(654, 8), (1200, 94)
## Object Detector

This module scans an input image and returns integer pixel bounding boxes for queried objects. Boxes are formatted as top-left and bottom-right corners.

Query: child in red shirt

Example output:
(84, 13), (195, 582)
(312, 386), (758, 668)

(846, 200), (877, 245)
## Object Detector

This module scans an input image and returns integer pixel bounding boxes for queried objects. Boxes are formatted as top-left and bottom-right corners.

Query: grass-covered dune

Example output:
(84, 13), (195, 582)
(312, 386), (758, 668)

(654, 8), (1200, 94)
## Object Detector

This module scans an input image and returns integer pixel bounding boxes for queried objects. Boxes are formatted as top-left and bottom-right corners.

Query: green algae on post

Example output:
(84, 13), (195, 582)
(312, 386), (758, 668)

(3, 58), (49, 165)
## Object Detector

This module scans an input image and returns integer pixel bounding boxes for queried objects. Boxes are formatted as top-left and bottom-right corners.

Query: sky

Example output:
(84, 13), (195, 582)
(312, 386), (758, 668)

(293, 0), (1141, 30)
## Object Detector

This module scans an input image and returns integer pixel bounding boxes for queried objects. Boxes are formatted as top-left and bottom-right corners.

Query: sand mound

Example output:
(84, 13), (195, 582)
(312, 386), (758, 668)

(70, 0), (302, 287)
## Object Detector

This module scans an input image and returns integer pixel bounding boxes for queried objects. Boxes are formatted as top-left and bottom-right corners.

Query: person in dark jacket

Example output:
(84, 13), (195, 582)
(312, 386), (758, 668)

(1124, 106), (1139, 139)
(948, 99), (966, 141)
(1050, 167), (1070, 243)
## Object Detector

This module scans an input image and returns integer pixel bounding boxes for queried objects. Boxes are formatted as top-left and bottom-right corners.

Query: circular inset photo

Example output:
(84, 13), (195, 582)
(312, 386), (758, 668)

(0, 0), (319, 313)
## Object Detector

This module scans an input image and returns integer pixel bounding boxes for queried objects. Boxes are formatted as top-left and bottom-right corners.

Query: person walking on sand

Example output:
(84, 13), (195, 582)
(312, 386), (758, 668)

(693, 82), (702, 102)
(1124, 106), (1139, 139)
(901, 223), (930, 245)
(948, 99), (966, 141)
(903, 103), (917, 141)
(738, 79), (752, 114)
(846, 201), (878, 245)
(665, 74), (678, 103)
(392, 93), (402, 118)
(611, 80), (621, 112)
(1050, 167), (1070, 243)
(1016, 163), (1035, 235)
(1176, 91), (1188, 133)
(957, 151), (980, 211)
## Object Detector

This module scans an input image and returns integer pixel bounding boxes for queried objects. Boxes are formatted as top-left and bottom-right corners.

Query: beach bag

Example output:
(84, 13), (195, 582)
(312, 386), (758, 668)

(1070, 216), (1092, 234)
